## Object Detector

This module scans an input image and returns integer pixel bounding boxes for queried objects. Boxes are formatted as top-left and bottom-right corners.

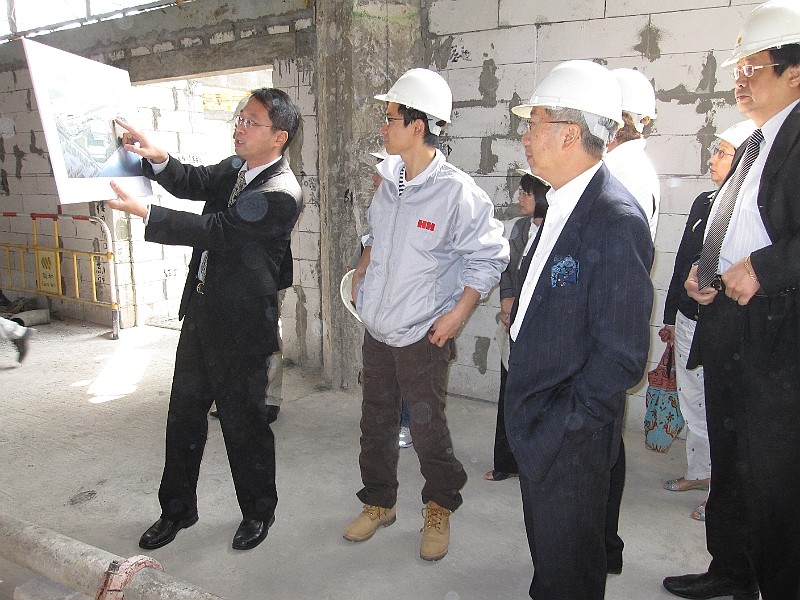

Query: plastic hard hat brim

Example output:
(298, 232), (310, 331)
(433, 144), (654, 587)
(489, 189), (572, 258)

(340, 269), (362, 322)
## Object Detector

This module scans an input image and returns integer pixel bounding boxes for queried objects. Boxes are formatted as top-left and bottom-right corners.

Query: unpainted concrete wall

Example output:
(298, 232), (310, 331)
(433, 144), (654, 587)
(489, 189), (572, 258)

(419, 0), (761, 426)
(0, 0), (769, 421)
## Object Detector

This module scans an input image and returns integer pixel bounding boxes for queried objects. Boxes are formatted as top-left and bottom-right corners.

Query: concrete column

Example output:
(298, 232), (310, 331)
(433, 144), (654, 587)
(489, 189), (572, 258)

(315, 0), (425, 390)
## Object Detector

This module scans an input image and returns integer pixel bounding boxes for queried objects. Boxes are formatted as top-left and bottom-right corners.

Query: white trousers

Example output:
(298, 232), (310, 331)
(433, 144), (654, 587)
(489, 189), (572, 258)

(675, 311), (712, 481)
(0, 316), (25, 341)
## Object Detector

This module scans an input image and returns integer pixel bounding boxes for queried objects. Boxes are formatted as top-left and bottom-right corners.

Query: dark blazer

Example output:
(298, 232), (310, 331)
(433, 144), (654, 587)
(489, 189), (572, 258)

(504, 165), (654, 483)
(748, 104), (800, 299)
(499, 217), (533, 301)
(690, 103), (800, 366)
(143, 154), (302, 354)
(663, 190), (715, 324)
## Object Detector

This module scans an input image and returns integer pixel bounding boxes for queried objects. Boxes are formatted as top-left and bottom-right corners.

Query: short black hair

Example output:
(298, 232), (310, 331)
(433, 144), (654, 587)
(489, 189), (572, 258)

(768, 44), (800, 77)
(397, 104), (443, 147)
(520, 173), (550, 200)
(250, 88), (301, 151)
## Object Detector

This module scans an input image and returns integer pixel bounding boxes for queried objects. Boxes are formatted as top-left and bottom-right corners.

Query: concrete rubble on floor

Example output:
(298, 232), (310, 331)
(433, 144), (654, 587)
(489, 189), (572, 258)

(1, 319), (711, 600)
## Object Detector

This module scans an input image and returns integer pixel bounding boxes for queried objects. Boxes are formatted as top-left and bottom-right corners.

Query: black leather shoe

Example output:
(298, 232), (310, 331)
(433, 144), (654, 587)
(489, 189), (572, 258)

(232, 515), (275, 550)
(266, 405), (280, 424)
(138, 515), (199, 550)
(663, 572), (759, 600)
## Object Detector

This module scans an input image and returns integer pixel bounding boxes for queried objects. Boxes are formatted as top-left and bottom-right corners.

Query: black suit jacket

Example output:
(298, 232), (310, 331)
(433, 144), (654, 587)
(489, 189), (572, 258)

(499, 217), (533, 301)
(690, 102), (800, 366)
(663, 190), (715, 325)
(143, 155), (302, 354)
(504, 165), (654, 483)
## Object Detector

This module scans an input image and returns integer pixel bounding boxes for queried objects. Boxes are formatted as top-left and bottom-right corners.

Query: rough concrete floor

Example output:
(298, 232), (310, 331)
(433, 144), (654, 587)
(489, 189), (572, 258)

(1, 319), (713, 600)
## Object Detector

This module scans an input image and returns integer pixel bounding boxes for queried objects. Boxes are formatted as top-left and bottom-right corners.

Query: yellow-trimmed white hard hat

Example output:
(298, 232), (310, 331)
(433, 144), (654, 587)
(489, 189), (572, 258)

(375, 68), (452, 125)
(340, 269), (361, 322)
(722, 0), (800, 67)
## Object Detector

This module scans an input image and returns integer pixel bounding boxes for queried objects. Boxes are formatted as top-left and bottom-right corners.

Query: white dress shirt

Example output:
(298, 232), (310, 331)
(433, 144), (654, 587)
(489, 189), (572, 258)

(511, 162), (602, 341)
(707, 99), (800, 272)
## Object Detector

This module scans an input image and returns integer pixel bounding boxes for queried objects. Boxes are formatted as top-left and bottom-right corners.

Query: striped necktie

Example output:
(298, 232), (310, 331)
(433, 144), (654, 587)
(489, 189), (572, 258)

(696, 129), (764, 289)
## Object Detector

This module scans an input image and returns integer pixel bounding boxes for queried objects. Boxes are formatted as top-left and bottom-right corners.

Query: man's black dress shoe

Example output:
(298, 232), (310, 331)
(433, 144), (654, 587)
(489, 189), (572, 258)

(138, 515), (199, 550)
(663, 572), (759, 600)
(232, 515), (275, 550)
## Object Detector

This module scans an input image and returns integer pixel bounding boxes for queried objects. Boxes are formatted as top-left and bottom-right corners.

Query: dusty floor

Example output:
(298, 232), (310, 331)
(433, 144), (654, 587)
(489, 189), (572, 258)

(1, 318), (713, 599)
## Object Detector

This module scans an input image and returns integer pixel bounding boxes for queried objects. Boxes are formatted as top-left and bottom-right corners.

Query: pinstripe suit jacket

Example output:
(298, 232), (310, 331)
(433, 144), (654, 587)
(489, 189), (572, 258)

(504, 164), (654, 483)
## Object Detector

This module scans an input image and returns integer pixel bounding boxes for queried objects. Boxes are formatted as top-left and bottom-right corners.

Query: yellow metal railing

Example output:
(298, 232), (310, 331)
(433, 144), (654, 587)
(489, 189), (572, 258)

(0, 212), (120, 339)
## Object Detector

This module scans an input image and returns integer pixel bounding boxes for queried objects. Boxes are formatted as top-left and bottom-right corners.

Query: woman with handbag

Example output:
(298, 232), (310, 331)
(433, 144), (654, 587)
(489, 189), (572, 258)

(658, 119), (757, 520)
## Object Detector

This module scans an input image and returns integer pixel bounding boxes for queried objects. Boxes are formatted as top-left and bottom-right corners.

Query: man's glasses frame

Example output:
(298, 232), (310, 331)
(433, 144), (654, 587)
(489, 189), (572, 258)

(234, 115), (272, 130)
(731, 63), (779, 81)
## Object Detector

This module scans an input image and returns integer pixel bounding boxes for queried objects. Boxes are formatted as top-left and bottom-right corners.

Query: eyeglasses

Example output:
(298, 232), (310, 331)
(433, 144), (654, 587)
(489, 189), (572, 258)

(234, 115), (271, 130)
(384, 115), (405, 125)
(730, 63), (779, 80)
(524, 119), (574, 132)
(711, 148), (735, 159)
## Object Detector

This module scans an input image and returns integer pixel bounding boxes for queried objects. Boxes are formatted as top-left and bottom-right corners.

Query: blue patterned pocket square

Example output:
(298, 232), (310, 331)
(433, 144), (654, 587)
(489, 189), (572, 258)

(551, 255), (579, 287)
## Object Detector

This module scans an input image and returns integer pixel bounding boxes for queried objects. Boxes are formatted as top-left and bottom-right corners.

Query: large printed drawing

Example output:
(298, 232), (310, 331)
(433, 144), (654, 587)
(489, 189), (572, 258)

(22, 38), (152, 204)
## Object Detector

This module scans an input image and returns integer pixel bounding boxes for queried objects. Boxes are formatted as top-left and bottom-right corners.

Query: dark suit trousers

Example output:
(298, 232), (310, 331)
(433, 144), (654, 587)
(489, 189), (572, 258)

(605, 436), (625, 566)
(493, 363), (519, 474)
(158, 292), (278, 522)
(699, 294), (800, 599)
(358, 331), (467, 512)
(519, 423), (614, 600)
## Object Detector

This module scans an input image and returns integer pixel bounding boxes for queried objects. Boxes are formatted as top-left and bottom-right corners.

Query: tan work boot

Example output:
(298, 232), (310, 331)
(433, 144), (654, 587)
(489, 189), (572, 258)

(343, 504), (396, 542)
(420, 501), (451, 561)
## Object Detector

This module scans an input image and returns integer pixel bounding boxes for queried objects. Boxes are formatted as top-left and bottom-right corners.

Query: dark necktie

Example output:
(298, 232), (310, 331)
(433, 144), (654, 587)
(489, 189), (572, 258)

(199, 170), (247, 283)
(228, 169), (247, 206)
(696, 129), (764, 289)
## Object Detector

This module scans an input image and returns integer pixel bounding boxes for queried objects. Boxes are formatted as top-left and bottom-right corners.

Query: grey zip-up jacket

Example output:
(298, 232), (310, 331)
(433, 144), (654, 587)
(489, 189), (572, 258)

(357, 150), (509, 347)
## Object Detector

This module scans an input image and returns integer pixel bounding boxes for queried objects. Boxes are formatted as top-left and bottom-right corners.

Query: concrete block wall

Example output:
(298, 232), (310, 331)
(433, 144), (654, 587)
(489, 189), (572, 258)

(0, 54), (121, 326)
(274, 57), (322, 368)
(0, 1), (322, 370)
(423, 0), (762, 420)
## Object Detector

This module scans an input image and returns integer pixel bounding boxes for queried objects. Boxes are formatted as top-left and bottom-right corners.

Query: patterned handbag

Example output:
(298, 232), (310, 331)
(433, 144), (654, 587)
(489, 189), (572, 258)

(643, 344), (685, 453)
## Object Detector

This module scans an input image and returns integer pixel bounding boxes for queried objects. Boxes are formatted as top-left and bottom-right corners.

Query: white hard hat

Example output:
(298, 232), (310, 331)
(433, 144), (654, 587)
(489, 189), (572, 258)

(370, 148), (389, 161)
(340, 269), (361, 322)
(375, 68), (452, 126)
(722, 0), (800, 67)
(716, 119), (758, 149)
(513, 167), (551, 187)
(611, 68), (657, 121)
(513, 60), (623, 143)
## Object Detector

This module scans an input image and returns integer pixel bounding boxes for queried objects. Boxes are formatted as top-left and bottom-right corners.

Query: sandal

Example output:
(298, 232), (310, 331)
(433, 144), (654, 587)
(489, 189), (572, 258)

(484, 470), (519, 481)
(691, 500), (707, 521)
(663, 477), (710, 492)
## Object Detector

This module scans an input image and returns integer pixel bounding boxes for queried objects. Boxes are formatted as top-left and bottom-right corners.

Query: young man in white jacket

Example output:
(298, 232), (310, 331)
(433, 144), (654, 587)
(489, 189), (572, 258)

(345, 68), (509, 561)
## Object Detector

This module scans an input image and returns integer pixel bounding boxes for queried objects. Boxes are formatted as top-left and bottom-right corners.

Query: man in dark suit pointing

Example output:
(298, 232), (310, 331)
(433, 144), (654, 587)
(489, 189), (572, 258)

(505, 60), (654, 600)
(107, 88), (302, 551)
